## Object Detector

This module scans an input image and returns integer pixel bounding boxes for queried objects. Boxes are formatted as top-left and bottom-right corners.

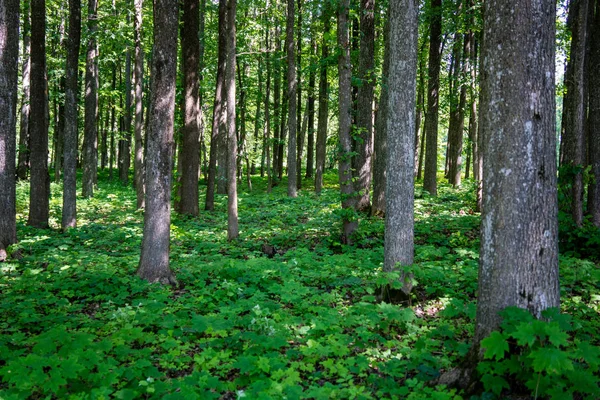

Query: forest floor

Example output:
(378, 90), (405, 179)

(1, 171), (599, 399)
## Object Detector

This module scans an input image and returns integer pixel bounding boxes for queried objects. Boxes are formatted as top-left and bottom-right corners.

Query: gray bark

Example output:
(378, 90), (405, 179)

(61, 0), (81, 230)
(475, 0), (560, 346)
(17, 0), (30, 181)
(286, 0), (298, 197)
(82, 0), (98, 198)
(137, 0), (179, 285)
(226, 0), (239, 240)
(0, 0), (19, 247)
(133, 0), (145, 209)
(588, 0), (600, 226)
(314, 8), (330, 195)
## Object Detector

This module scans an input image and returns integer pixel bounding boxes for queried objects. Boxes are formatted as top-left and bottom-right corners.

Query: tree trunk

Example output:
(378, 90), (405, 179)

(119, 52), (132, 185)
(0, 0), (19, 248)
(61, 0), (81, 230)
(109, 63), (117, 180)
(413, 48), (424, 178)
(264, 15), (273, 193)
(588, 0), (600, 226)
(226, 0), (239, 240)
(286, 0), (298, 197)
(82, 0), (98, 198)
(272, 26), (282, 185)
(475, 0), (559, 347)
(371, 18), (390, 216)
(305, 37), (316, 179)
(17, 0), (31, 181)
(337, 0), (358, 244)
(137, 0), (178, 285)
(422, 0), (442, 196)
(314, 9), (330, 195)
(179, 0), (201, 215)
(133, 0), (145, 209)
(384, 0), (417, 300)
(53, 82), (65, 183)
(216, 0), (228, 196)
(354, 0), (375, 212)
(28, 0), (49, 228)
(205, 0), (227, 210)
(295, 0), (302, 190)
(560, 0), (590, 226)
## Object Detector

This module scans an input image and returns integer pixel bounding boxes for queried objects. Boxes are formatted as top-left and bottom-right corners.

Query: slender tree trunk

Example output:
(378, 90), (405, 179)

(305, 37), (316, 179)
(54, 81), (65, 183)
(133, 0), (145, 209)
(109, 63), (117, 180)
(101, 102), (108, 169)
(314, 10), (330, 195)
(295, 0), (302, 189)
(17, 0), (31, 181)
(226, 0), (239, 239)
(205, 0), (227, 210)
(0, 0), (19, 250)
(286, 0), (298, 197)
(448, 33), (469, 187)
(179, 0), (201, 215)
(371, 18), (390, 216)
(337, 0), (358, 244)
(28, 0), (49, 228)
(61, 0), (81, 230)
(272, 26), (282, 185)
(588, 0), (600, 226)
(354, 0), (375, 212)
(469, 33), (479, 183)
(414, 54), (424, 178)
(422, 0), (442, 196)
(216, 0), (228, 196)
(264, 14), (273, 193)
(384, 0), (417, 299)
(560, 0), (589, 226)
(417, 51), (426, 180)
(82, 0), (98, 198)
(119, 52), (132, 184)
(254, 57), (264, 177)
(278, 64), (288, 180)
(137, 0), (178, 285)
(474, 0), (559, 347)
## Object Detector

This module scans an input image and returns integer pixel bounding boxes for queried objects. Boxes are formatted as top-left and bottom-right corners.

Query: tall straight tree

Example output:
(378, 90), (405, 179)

(178, 0), (201, 216)
(384, 0), (417, 297)
(133, 0), (144, 209)
(137, 0), (178, 285)
(28, 0), (49, 228)
(354, 0), (375, 212)
(286, 0), (298, 197)
(588, 0), (600, 226)
(422, 0), (442, 196)
(560, 0), (590, 226)
(337, 0), (358, 243)
(205, 0), (227, 211)
(226, 0), (238, 239)
(16, 0), (30, 181)
(82, 0), (98, 198)
(475, 0), (559, 347)
(0, 0), (19, 253)
(295, 0), (303, 189)
(305, 37), (316, 179)
(314, 5), (330, 194)
(61, 0), (81, 230)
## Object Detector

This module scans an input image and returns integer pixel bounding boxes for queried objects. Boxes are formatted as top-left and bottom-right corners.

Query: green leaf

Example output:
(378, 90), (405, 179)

(511, 322), (537, 347)
(545, 323), (568, 347)
(481, 374), (509, 396)
(529, 348), (573, 374)
(481, 331), (509, 361)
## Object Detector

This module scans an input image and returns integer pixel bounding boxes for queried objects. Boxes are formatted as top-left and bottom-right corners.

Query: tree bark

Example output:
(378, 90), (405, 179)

(295, 0), (302, 190)
(61, 0), (81, 230)
(314, 8), (330, 195)
(337, 0), (358, 244)
(82, 0), (98, 198)
(137, 0), (179, 285)
(588, 0), (600, 226)
(119, 52), (132, 185)
(354, 0), (375, 212)
(17, 0), (31, 181)
(28, 0), (49, 228)
(0, 0), (19, 248)
(384, 0), (417, 298)
(226, 0), (239, 240)
(305, 37), (316, 179)
(205, 0), (227, 210)
(133, 0), (145, 209)
(475, 0), (559, 347)
(422, 0), (442, 196)
(179, 0), (201, 216)
(286, 0), (298, 197)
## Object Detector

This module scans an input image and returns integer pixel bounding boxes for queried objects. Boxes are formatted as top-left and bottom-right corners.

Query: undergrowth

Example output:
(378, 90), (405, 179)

(1, 172), (598, 399)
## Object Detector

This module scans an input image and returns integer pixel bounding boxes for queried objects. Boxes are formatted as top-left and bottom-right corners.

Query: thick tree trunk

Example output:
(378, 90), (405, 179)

(588, 0), (600, 226)
(286, 0), (298, 197)
(560, 0), (590, 226)
(384, 0), (417, 299)
(17, 0), (31, 181)
(28, 0), (49, 228)
(61, 0), (81, 230)
(133, 0), (145, 209)
(475, 0), (559, 347)
(314, 10), (330, 195)
(226, 0), (239, 240)
(354, 0), (375, 212)
(137, 0), (179, 285)
(82, 0), (98, 198)
(205, 0), (227, 210)
(371, 19), (390, 217)
(337, 0), (358, 244)
(422, 0), (442, 196)
(0, 0), (19, 248)
(179, 0), (201, 216)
